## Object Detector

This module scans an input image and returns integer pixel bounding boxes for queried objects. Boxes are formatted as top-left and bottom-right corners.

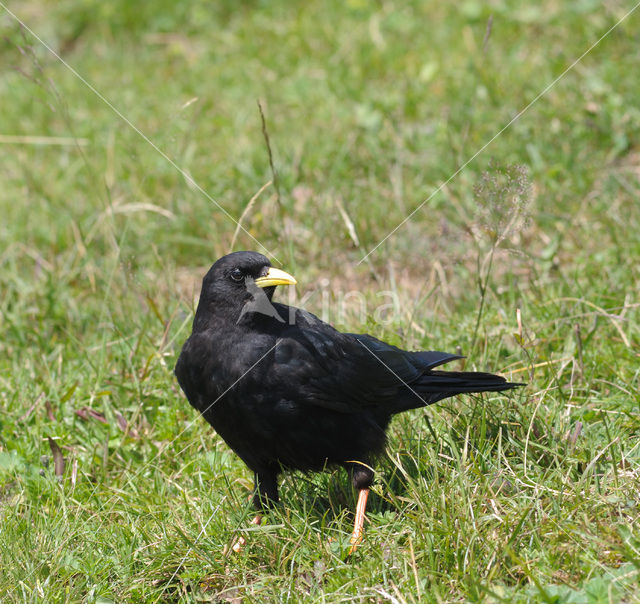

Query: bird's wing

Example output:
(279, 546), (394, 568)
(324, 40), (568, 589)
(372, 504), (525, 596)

(268, 307), (458, 413)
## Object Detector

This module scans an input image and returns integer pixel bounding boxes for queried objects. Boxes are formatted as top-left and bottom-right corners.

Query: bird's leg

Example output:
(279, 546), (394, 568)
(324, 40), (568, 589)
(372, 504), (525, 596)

(346, 461), (374, 554)
(348, 488), (369, 554)
(230, 468), (278, 554)
(252, 469), (279, 510)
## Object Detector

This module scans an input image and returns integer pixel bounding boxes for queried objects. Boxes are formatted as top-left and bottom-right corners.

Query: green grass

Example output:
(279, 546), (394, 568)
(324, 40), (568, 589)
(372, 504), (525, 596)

(1, 0), (639, 601)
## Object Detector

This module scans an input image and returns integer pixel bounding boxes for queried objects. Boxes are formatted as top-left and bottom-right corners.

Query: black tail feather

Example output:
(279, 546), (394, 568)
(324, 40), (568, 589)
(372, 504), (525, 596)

(410, 350), (465, 371)
(399, 370), (524, 411)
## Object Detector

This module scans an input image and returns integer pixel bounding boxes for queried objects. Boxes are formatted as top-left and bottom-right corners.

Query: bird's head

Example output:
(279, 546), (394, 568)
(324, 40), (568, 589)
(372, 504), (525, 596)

(194, 251), (297, 327)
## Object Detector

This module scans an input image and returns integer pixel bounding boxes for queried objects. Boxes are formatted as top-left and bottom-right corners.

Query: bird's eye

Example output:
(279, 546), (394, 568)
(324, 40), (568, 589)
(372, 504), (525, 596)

(229, 268), (244, 282)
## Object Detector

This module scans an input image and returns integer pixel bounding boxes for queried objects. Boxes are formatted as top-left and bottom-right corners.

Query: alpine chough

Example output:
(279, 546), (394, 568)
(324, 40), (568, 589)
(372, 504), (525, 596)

(175, 251), (523, 552)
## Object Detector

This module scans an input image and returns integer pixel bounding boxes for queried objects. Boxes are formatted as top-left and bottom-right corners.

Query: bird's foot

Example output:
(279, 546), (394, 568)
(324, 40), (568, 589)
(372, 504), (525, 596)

(230, 536), (246, 554)
(228, 514), (262, 554)
(348, 527), (364, 555)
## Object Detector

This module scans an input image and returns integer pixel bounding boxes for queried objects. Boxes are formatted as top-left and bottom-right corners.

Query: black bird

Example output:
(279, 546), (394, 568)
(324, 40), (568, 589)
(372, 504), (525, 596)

(175, 251), (523, 551)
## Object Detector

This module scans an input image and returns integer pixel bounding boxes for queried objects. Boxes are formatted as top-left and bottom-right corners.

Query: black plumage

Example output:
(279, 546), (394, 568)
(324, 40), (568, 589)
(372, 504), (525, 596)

(175, 251), (523, 549)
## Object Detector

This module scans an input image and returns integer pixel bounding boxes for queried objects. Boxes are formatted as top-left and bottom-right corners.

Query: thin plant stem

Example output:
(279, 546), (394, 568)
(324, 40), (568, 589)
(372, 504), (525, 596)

(470, 243), (496, 354)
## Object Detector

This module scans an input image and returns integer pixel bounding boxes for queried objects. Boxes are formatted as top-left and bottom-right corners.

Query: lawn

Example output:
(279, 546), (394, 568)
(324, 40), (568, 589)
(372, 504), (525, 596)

(0, 0), (639, 601)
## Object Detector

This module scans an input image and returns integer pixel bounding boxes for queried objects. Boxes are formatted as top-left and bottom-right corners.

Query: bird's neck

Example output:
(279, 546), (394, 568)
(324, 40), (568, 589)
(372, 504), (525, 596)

(192, 290), (280, 333)
(192, 298), (244, 332)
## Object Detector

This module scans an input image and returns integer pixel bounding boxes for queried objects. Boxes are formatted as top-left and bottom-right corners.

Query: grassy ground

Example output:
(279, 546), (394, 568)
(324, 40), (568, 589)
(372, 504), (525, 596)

(1, 0), (639, 601)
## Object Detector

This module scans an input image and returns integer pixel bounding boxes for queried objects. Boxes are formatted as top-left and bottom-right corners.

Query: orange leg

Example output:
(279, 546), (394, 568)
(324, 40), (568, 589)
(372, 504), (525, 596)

(348, 488), (369, 554)
(231, 514), (262, 553)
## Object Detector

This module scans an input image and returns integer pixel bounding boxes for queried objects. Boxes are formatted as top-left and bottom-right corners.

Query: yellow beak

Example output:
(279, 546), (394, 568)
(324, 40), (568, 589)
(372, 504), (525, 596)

(255, 267), (297, 288)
